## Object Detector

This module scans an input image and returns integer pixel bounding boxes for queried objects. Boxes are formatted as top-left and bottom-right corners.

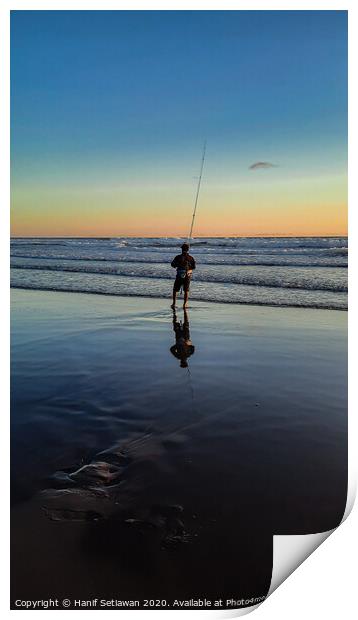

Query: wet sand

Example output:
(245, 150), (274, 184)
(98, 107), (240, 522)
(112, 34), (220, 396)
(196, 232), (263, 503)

(11, 290), (347, 609)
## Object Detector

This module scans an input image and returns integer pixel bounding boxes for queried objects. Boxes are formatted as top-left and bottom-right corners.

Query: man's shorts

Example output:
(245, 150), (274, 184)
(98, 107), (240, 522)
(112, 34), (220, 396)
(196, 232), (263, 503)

(173, 275), (191, 293)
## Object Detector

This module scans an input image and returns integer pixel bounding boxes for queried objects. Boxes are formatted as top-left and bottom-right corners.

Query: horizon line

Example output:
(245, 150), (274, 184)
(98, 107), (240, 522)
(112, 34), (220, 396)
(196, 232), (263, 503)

(10, 234), (348, 239)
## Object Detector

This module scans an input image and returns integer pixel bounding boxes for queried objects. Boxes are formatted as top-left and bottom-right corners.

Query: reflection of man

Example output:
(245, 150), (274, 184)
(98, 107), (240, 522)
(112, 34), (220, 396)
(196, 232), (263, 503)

(170, 309), (195, 368)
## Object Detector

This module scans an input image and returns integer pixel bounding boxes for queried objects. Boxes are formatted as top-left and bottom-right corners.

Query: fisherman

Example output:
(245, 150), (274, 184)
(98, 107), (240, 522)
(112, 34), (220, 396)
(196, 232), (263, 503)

(170, 308), (195, 368)
(171, 243), (196, 308)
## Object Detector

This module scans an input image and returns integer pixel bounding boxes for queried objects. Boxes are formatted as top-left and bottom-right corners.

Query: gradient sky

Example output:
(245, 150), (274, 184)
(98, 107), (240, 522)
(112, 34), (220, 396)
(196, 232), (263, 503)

(11, 10), (347, 237)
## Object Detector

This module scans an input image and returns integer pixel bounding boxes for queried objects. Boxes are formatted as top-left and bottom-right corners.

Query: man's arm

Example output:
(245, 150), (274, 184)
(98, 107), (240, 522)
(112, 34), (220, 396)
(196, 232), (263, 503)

(190, 256), (196, 270)
(170, 345), (180, 359)
(171, 255), (179, 268)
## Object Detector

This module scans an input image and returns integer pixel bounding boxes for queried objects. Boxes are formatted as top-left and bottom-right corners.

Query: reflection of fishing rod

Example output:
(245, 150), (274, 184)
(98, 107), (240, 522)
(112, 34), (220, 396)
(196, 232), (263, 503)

(186, 365), (195, 406)
(188, 141), (206, 241)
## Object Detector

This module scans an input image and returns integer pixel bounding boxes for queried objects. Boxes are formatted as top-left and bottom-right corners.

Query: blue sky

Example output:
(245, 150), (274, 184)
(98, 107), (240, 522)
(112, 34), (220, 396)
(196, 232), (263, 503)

(11, 10), (348, 236)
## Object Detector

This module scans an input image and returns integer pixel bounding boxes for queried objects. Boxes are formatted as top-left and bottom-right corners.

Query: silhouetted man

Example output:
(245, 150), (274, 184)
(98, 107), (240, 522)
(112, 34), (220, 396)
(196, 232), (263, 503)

(171, 243), (196, 308)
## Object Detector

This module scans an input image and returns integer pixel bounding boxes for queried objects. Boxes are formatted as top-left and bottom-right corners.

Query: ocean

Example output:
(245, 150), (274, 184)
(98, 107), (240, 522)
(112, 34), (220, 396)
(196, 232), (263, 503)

(10, 236), (348, 310)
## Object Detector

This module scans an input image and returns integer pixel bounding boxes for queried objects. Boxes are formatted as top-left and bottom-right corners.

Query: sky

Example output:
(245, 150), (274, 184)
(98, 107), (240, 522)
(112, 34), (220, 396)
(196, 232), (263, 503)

(11, 10), (347, 237)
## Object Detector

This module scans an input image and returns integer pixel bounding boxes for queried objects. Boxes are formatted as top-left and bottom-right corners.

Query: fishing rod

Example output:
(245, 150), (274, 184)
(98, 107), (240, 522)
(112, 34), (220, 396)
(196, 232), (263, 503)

(188, 141), (206, 241)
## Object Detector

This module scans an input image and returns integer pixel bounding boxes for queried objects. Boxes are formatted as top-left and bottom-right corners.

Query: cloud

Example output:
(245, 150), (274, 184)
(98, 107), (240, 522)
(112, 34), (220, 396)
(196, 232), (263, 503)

(249, 161), (278, 170)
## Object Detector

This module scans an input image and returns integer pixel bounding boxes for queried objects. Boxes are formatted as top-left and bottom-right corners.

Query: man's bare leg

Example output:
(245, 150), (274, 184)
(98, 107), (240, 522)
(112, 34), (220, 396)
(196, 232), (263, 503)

(183, 290), (189, 308)
(171, 289), (177, 308)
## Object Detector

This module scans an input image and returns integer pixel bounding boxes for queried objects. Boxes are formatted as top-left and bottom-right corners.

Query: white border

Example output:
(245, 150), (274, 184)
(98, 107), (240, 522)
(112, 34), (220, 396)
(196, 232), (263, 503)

(2, 2), (355, 619)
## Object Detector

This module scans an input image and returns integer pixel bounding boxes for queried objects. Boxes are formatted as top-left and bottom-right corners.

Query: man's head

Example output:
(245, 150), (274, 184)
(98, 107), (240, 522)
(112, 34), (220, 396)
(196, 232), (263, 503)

(181, 243), (189, 254)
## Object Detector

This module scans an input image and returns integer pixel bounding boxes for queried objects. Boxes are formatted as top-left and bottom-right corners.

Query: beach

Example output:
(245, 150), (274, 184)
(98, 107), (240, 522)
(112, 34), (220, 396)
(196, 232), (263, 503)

(11, 289), (347, 609)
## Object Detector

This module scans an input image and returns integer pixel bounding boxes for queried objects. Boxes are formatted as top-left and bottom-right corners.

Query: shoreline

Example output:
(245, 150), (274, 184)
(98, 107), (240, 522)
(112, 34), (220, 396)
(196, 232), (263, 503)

(10, 285), (348, 311)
